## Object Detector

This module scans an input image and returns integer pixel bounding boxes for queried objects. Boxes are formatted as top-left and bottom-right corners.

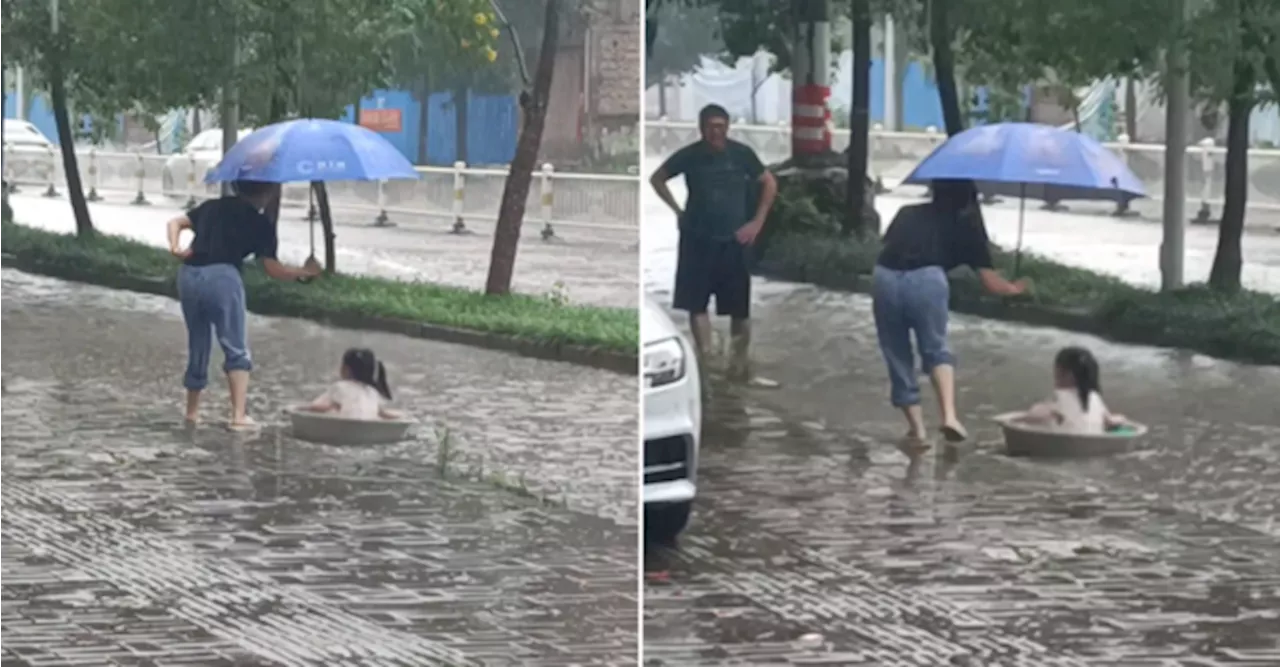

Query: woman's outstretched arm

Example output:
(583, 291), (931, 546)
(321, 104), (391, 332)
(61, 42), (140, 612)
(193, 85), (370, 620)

(166, 215), (193, 259)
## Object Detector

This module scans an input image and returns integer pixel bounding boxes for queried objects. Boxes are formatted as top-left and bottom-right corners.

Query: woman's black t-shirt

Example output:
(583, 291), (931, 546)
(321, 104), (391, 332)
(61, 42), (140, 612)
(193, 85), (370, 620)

(876, 202), (993, 272)
(183, 197), (278, 270)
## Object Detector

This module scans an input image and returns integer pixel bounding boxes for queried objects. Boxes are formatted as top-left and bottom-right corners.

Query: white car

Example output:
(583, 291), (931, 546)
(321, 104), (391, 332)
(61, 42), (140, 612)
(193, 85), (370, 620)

(642, 296), (702, 545)
(2, 119), (57, 186)
(162, 128), (253, 198)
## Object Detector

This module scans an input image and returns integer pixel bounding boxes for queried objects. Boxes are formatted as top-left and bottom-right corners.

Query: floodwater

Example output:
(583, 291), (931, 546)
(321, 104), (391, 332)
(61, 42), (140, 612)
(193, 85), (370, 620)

(642, 170), (1280, 665)
(1, 270), (638, 666)
(8, 191), (639, 308)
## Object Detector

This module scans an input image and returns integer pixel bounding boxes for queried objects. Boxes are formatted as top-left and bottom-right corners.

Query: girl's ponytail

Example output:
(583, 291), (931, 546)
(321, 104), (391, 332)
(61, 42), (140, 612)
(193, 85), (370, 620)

(1056, 346), (1101, 410)
(373, 361), (393, 400)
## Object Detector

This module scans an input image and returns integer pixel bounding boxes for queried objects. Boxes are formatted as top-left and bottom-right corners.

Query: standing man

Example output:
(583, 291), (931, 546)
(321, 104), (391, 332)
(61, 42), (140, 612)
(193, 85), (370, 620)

(650, 104), (779, 387)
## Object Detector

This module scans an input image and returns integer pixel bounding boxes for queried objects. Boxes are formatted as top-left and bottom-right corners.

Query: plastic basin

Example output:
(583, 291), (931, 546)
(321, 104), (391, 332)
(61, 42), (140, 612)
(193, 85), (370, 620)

(993, 411), (1148, 458)
(288, 409), (415, 446)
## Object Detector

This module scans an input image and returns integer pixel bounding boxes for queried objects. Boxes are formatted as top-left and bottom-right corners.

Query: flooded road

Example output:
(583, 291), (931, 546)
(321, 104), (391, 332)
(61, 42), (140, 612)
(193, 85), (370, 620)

(642, 179), (1280, 665)
(9, 191), (639, 308)
(1, 270), (638, 666)
(642, 182), (1280, 298)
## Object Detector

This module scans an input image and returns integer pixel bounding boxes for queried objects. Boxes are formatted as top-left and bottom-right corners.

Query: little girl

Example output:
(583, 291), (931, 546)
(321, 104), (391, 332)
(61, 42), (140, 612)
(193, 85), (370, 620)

(302, 348), (401, 420)
(1024, 346), (1126, 433)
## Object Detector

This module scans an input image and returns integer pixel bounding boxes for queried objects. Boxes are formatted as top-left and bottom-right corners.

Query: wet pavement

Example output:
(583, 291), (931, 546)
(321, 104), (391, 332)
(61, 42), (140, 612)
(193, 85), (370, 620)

(642, 179), (1280, 665)
(8, 191), (639, 308)
(1, 269), (639, 666)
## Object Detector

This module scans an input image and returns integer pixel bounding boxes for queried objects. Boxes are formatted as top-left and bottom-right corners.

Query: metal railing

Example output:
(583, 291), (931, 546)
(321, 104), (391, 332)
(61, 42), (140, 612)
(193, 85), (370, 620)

(646, 119), (1280, 219)
(2, 145), (641, 241)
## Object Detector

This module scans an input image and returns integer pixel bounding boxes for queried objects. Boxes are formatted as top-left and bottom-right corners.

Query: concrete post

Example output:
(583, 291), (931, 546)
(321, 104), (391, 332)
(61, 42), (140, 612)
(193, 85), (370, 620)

(1160, 0), (1190, 291)
(450, 161), (467, 234)
(882, 14), (898, 132)
(539, 163), (556, 241)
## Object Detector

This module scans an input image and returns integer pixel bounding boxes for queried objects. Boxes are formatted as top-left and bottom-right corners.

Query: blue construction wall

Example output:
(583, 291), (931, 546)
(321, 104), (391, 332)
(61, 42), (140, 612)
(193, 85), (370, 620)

(343, 88), (519, 166)
(6, 88), (518, 163)
(867, 59), (945, 129)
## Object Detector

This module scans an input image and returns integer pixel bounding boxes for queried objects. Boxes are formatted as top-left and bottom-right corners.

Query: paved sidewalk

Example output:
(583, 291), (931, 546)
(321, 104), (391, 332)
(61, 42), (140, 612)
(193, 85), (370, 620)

(2, 270), (638, 666)
(9, 192), (639, 308)
(643, 286), (1280, 666)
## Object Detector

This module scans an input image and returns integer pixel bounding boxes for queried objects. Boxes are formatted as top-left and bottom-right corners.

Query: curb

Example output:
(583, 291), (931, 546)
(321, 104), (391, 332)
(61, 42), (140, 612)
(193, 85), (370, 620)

(2, 255), (639, 376)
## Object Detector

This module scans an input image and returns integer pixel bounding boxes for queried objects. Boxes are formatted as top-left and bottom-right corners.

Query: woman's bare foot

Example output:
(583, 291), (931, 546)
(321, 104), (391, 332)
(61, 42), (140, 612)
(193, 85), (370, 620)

(941, 421), (969, 443)
(227, 416), (259, 432)
(897, 432), (932, 456)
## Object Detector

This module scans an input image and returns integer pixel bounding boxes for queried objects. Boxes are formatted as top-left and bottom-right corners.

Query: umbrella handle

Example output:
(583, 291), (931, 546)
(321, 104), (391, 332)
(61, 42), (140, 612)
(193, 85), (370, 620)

(308, 185), (316, 259)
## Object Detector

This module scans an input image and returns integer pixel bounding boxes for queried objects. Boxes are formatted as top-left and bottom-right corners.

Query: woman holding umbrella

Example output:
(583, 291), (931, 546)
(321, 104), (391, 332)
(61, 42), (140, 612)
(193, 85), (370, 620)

(172, 118), (419, 429)
(166, 179), (322, 430)
(873, 179), (1028, 451)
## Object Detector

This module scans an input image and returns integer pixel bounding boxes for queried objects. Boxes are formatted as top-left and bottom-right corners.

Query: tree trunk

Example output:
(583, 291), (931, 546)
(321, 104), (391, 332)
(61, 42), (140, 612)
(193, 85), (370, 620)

(454, 86), (470, 165)
(485, 0), (561, 296)
(1124, 77), (1137, 139)
(928, 0), (964, 136)
(845, 0), (872, 236)
(790, 0), (834, 161)
(416, 71), (431, 164)
(658, 78), (668, 117)
(49, 48), (94, 237)
(313, 181), (337, 273)
(192, 108), (202, 135)
(1208, 61), (1254, 293)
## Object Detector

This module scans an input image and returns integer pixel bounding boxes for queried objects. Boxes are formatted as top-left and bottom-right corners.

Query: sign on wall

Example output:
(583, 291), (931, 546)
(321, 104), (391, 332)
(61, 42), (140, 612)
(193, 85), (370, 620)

(359, 108), (402, 133)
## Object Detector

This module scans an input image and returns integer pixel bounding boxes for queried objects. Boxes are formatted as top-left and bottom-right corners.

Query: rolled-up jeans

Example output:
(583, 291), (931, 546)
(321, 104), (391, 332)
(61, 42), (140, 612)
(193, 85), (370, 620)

(177, 263), (252, 390)
(871, 264), (955, 407)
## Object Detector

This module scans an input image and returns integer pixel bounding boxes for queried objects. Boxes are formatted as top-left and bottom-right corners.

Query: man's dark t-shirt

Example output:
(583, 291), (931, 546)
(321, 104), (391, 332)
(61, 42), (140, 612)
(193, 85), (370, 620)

(183, 197), (278, 270)
(876, 202), (993, 272)
(661, 139), (766, 240)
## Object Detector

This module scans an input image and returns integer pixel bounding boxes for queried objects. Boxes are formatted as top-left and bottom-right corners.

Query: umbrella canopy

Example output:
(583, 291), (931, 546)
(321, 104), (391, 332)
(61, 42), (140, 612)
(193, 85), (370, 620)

(903, 122), (1146, 202)
(204, 118), (419, 184)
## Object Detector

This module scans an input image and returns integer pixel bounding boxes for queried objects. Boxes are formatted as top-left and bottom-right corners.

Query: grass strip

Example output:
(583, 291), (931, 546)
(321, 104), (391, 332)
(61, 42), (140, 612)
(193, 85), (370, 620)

(2, 219), (639, 355)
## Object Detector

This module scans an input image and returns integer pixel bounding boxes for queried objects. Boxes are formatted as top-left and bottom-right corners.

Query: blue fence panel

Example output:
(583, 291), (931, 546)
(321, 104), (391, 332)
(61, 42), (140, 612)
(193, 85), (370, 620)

(340, 89), (420, 163)
(342, 88), (517, 166)
(425, 91), (460, 165)
(466, 94), (518, 165)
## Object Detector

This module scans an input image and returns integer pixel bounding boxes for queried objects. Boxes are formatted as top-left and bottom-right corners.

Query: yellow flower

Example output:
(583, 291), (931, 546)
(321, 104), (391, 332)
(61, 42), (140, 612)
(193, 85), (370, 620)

(489, 27), (499, 38)
(474, 12), (487, 25)
(484, 47), (497, 62)
(461, 38), (470, 49)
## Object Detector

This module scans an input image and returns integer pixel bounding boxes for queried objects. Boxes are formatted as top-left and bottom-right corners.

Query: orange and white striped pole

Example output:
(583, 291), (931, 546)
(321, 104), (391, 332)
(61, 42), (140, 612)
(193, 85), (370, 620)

(792, 84), (832, 155)
(790, 0), (834, 158)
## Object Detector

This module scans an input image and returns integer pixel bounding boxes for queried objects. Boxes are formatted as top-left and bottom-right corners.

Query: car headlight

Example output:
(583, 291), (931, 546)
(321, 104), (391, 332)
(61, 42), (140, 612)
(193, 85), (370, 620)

(644, 336), (687, 388)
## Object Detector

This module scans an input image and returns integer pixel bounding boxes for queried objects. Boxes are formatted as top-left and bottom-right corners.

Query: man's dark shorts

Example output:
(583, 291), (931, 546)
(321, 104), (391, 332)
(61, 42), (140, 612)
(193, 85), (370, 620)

(673, 232), (752, 319)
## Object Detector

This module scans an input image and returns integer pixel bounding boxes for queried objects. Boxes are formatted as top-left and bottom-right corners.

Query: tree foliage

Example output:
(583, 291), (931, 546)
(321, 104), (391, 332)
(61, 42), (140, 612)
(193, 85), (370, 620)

(645, 0), (722, 87)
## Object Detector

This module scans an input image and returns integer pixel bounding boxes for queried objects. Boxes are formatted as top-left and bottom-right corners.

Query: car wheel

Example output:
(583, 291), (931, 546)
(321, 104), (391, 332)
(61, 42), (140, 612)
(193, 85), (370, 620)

(644, 501), (692, 548)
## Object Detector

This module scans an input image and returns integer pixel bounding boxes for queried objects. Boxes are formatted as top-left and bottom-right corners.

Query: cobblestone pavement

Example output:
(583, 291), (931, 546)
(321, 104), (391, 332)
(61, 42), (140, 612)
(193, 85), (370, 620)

(643, 271), (1280, 663)
(1, 270), (639, 666)
(9, 192), (638, 308)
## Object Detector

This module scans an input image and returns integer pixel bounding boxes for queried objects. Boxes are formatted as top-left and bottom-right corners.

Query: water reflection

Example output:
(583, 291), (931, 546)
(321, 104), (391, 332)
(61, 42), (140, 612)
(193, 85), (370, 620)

(3, 271), (638, 665)
(645, 306), (1280, 665)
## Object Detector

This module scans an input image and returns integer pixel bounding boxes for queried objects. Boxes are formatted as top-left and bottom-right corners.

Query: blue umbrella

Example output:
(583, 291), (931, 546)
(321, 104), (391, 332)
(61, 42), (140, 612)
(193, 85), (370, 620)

(902, 122), (1146, 273)
(204, 118), (419, 184)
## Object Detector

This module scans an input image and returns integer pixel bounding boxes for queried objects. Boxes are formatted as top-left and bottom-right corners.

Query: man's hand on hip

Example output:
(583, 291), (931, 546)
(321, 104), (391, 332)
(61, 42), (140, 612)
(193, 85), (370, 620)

(735, 216), (765, 245)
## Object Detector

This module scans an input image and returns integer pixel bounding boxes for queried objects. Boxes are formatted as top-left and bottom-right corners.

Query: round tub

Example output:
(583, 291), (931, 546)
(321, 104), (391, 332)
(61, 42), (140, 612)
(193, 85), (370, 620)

(993, 411), (1148, 458)
(288, 409), (415, 446)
